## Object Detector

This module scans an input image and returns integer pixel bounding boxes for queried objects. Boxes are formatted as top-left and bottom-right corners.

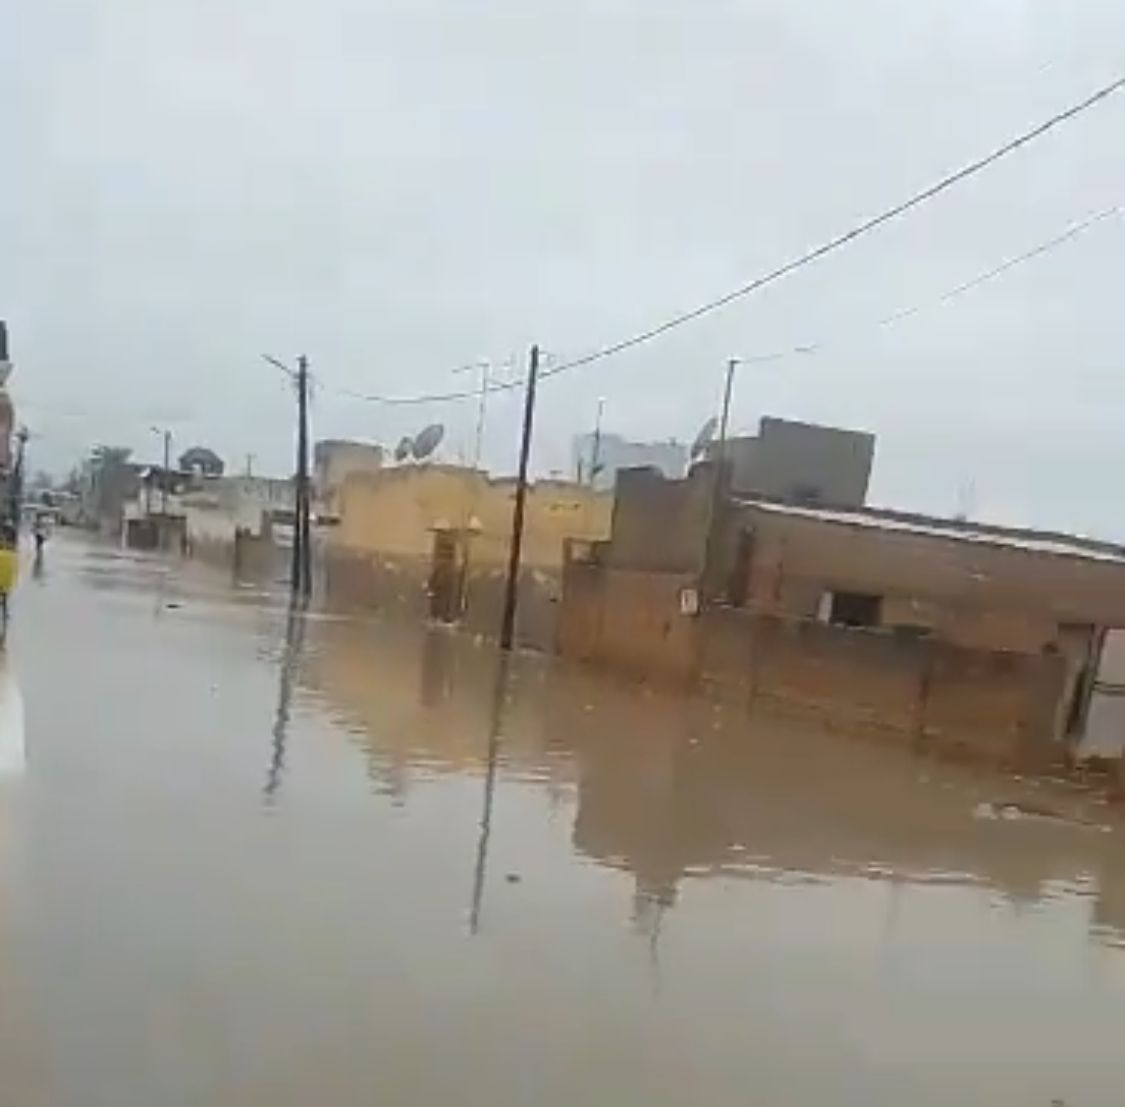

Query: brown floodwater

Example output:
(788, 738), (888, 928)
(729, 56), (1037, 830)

(3, 534), (1125, 1105)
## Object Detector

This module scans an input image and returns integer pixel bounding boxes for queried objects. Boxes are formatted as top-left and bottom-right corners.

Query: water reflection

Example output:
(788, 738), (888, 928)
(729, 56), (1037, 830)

(264, 598), (308, 802)
(14, 539), (1125, 1106)
(299, 614), (1125, 946)
(468, 651), (508, 934)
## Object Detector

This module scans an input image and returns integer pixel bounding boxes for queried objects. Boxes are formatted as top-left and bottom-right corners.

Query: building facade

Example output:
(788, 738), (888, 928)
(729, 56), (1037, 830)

(571, 432), (687, 491)
(314, 439), (384, 511)
(706, 416), (874, 506)
(324, 464), (612, 648)
(558, 463), (1125, 763)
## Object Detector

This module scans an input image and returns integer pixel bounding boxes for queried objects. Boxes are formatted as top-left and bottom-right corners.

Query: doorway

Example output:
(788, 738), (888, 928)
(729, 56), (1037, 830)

(428, 528), (466, 623)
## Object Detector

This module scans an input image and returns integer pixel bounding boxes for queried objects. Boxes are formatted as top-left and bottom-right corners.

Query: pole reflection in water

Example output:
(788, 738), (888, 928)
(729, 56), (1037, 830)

(264, 597), (308, 803)
(469, 651), (510, 934)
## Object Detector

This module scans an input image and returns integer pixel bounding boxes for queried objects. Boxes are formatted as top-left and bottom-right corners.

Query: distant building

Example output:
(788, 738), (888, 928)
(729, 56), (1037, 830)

(178, 474), (295, 553)
(571, 433), (687, 491)
(314, 439), (384, 510)
(81, 447), (141, 533)
(705, 416), (874, 507)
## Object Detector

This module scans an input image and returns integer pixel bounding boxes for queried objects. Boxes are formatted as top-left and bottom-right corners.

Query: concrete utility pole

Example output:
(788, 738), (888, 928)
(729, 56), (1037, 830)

(149, 426), (172, 514)
(588, 397), (606, 488)
(499, 344), (540, 651)
(162, 430), (171, 513)
(10, 426), (28, 531)
(717, 357), (737, 459)
(704, 358), (739, 597)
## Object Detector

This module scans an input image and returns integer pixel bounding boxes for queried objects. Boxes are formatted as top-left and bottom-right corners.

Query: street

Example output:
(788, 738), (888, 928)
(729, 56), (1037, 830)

(3, 532), (1125, 1105)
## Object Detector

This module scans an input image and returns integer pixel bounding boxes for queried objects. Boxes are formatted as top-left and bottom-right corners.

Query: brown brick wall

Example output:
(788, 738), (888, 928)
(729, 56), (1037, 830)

(560, 563), (1066, 763)
(558, 561), (701, 685)
(733, 507), (1125, 649)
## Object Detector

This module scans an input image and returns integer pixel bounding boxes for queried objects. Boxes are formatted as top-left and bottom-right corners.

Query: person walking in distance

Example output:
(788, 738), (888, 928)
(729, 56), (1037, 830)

(32, 512), (47, 566)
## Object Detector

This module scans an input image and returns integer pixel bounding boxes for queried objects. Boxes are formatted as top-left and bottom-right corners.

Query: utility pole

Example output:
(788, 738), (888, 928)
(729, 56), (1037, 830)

(471, 362), (488, 471)
(717, 357), (737, 458)
(264, 352), (312, 599)
(245, 453), (255, 478)
(704, 358), (739, 598)
(588, 397), (606, 488)
(149, 426), (172, 514)
(161, 430), (171, 514)
(292, 355), (312, 598)
(453, 361), (491, 471)
(10, 426), (27, 531)
(499, 344), (540, 651)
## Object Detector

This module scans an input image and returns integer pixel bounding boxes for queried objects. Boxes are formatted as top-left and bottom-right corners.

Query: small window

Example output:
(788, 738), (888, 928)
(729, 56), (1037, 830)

(791, 483), (823, 505)
(822, 590), (882, 628)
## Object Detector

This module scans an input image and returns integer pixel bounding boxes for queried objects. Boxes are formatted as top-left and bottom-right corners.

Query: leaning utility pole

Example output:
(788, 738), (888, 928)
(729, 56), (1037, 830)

(499, 344), (540, 651)
(703, 357), (739, 598)
(717, 357), (737, 457)
(588, 397), (606, 487)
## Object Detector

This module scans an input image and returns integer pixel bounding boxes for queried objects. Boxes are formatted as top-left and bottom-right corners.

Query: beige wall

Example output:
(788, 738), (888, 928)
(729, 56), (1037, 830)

(324, 466), (611, 649)
(332, 465), (611, 570)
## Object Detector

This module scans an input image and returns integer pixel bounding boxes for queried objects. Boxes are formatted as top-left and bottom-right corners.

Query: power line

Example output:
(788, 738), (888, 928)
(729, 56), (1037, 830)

(316, 74), (1125, 407)
(325, 200), (1121, 408)
(875, 204), (1120, 328)
(745, 203), (1121, 363)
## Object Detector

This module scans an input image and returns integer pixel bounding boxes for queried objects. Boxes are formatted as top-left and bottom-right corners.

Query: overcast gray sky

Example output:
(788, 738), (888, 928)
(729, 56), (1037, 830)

(3, 0), (1124, 536)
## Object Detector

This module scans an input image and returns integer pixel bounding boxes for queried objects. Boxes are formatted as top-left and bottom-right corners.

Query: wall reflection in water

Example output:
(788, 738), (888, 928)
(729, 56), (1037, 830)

(289, 613), (1125, 948)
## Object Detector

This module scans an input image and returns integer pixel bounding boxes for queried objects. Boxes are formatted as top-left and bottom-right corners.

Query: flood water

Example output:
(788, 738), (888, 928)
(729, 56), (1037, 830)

(3, 534), (1125, 1105)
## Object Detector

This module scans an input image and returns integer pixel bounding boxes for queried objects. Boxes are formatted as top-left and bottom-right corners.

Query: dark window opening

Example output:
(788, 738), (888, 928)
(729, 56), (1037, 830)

(791, 483), (824, 505)
(828, 591), (882, 628)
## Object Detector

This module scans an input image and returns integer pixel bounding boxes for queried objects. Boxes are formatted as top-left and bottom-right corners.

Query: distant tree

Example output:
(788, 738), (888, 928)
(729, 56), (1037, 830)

(178, 445), (224, 477)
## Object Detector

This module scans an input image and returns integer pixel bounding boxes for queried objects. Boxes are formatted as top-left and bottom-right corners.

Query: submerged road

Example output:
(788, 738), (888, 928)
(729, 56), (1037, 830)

(3, 533), (1125, 1105)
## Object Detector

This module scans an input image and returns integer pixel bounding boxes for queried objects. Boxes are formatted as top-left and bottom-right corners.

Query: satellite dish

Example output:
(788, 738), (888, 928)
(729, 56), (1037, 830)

(393, 435), (413, 463)
(690, 416), (718, 461)
(412, 423), (445, 461)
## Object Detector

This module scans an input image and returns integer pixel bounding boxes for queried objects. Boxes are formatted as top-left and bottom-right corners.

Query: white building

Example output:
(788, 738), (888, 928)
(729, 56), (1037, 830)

(571, 433), (687, 491)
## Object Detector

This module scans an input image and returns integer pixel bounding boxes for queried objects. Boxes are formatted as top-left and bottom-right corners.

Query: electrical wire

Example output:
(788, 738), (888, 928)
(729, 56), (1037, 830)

(310, 74), (1125, 406)
(746, 203), (1121, 362)
(874, 204), (1120, 328)
(325, 200), (1121, 408)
